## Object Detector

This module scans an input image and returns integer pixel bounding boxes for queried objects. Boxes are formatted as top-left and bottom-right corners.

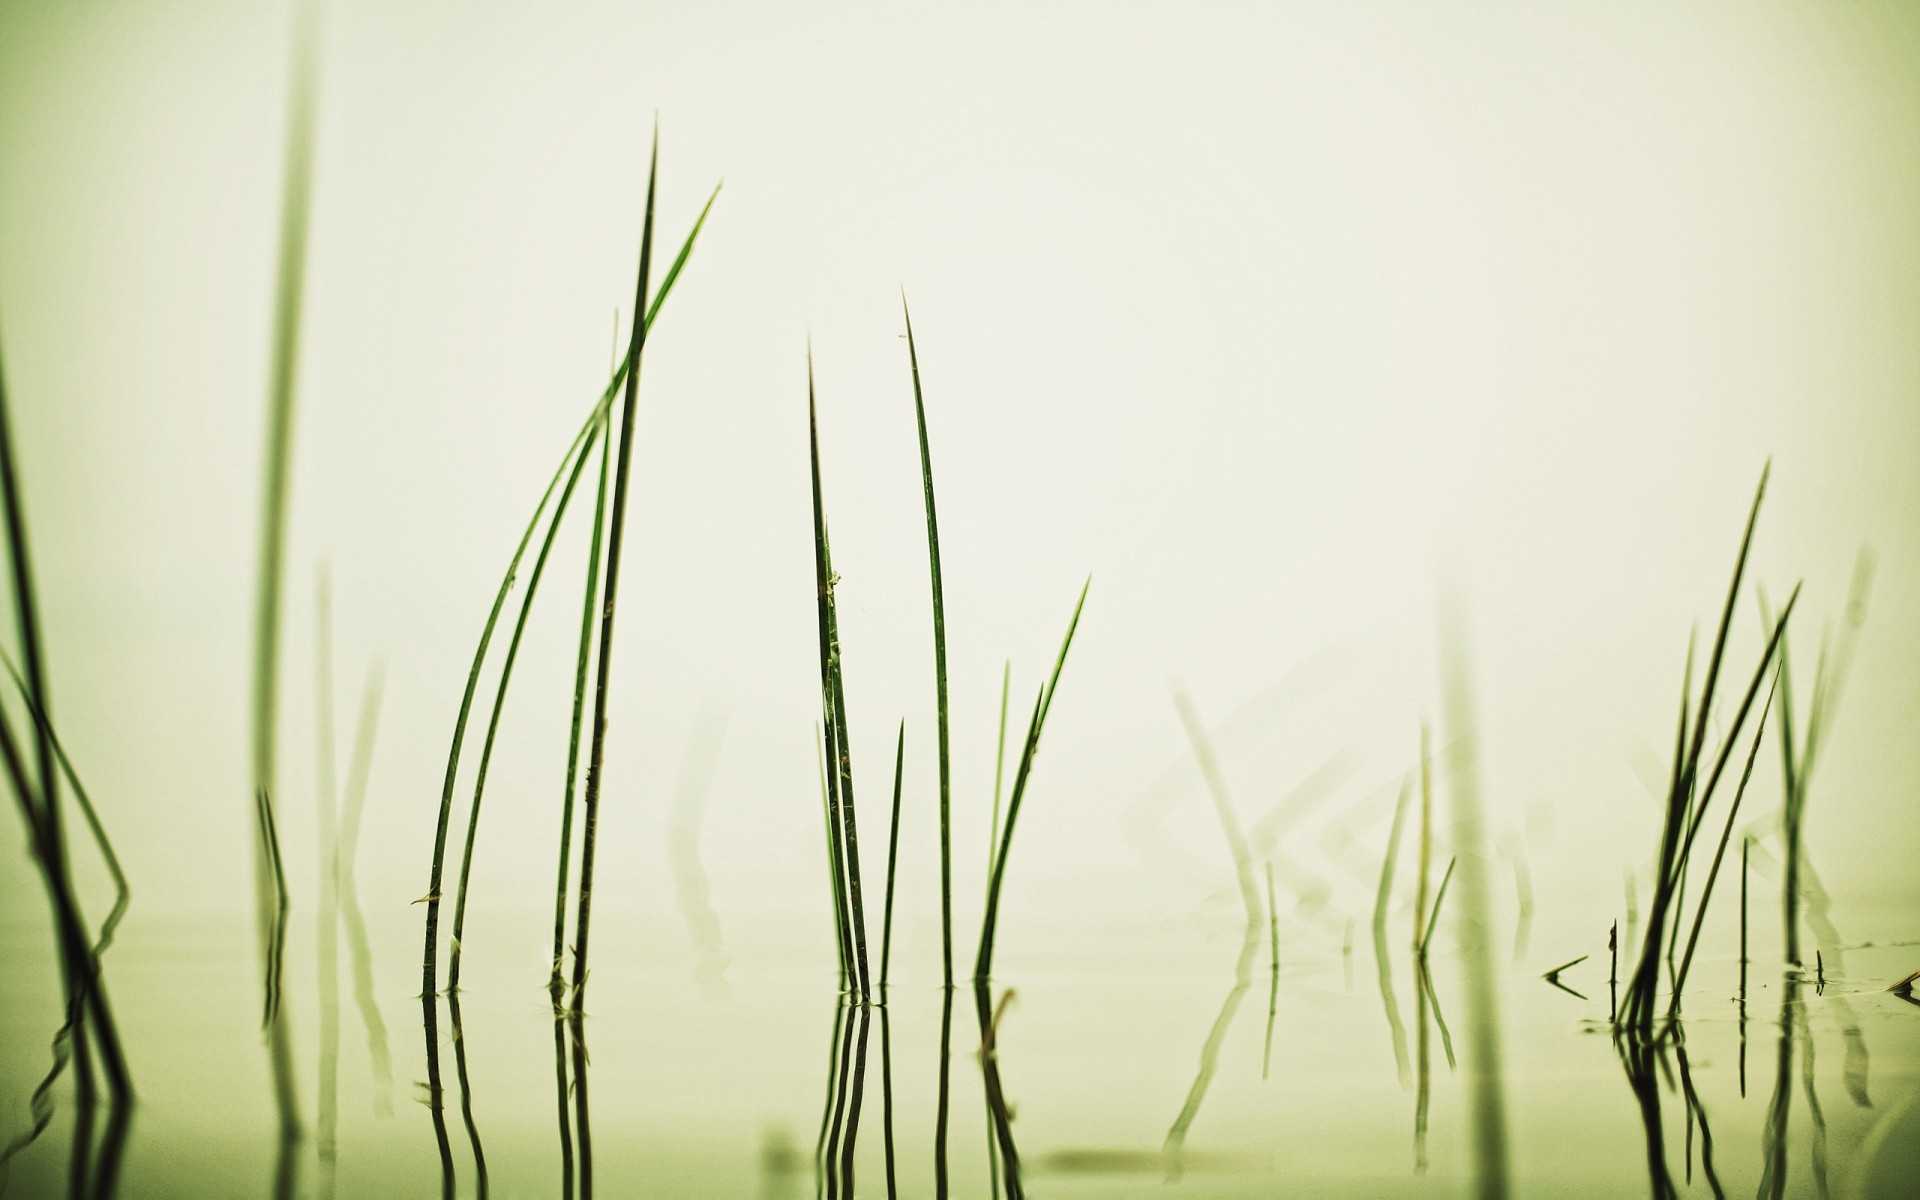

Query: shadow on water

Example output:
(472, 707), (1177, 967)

(447, 993), (490, 1199)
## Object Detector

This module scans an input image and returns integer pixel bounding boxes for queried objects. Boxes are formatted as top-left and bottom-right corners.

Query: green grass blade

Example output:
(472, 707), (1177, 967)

(881, 721), (905, 993)
(974, 580), (1090, 982)
(551, 418), (611, 994)
(808, 360), (871, 1001)
(569, 128), (662, 1012)
(903, 297), (954, 989)
(447, 418), (604, 991)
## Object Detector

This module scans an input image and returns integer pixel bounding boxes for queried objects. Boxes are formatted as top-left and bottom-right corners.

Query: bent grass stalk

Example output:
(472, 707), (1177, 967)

(447, 412), (603, 992)
(974, 580), (1090, 983)
(417, 164), (718, 1001)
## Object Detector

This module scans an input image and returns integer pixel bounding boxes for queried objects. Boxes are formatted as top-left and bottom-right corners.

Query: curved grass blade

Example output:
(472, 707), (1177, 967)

(551, 418), (610, 995)
(447, 414), (604, 991)
(974, 579), (1090, 982)
(903, 298), (954, 988)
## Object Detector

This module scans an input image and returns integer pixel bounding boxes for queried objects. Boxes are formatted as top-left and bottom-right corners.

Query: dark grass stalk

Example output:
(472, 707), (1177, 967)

(421, 996), (455, 1200)
(879, 1004), (898, 1200)
(551, 423), (610, 995)
(1625, 470), (1771, 1031)
(448, 992), (490, 1200)
(823, 1003), (858, 1200)
(1666, 674), (1777, 1020)
(551, 1010), (575, 1200)
(809, 368), (872, 1002)
(974, 581), (1090, 982)
(880, 722), (905, 992)
(1675, 1045), (1725, 1200)
(902, 299), (955, 990)
(1, 657), (130, 957)
(249, 7), (319, 1147)
(567, 1015), (594, 1200)
(0, 705), (131, 1186)
(838, 1007), (873, 1197)
(3, 326), (112, 1133)
(934, 980), (953, 1199)
(1609, 922), (1619, 1025)
(975, 983), (1024, 1200)
(1776, 625), (1804, 967)
(1373, 777), (1414, 1087)
(257, 788), (292, 1031)
(988, 662), (1009, 876)
(448, 415), (604, 992)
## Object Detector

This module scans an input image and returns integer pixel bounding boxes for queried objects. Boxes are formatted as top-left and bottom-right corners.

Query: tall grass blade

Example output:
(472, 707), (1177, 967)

(1667, 673), (1777, 1019)
(569, 129), (662, 1013)
(552, 425), (610, 995)
(974, 581), (1089, 982)
(809, 362), (872, 1001)
(448, 417), (603, 991)
(902, 298), (955, 989)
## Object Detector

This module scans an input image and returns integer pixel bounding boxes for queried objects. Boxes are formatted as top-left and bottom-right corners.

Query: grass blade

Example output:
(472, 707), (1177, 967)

(974, 579), (1090, 982)
(903, 298), (954, 989)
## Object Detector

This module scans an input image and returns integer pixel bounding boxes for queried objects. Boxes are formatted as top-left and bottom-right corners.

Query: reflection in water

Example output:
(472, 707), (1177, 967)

(448, 993), (490, 1200)
(1373, 779), (1414, 1089)
(1164, 911), (1260, 1175)
(419, 994), (455, 1200)
(975, 982), (1023, 1200)
(549, 993), (575, 1200)
(1617, 1034), (1679, 1200)
(813, 997), (845, 1199)
(1672, 1039), (1724, 1198)
(668, 711), (731, 999)
(812, 998), (875, 1200)
(569, 1014), (594, 1200)
(1756, 976), (1798, 1200)
(879, 1004), (898, 1199)
(934, 985), (953, 1200)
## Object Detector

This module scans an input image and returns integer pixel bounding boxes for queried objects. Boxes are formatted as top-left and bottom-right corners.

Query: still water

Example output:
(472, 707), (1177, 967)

(4, 900), (1916, 1199)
